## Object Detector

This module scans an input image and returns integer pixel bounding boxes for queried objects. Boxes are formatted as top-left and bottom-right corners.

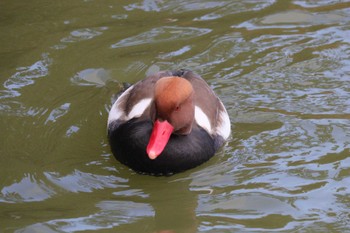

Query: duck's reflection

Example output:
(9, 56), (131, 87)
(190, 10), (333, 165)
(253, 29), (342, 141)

(124, 173), (198, 233)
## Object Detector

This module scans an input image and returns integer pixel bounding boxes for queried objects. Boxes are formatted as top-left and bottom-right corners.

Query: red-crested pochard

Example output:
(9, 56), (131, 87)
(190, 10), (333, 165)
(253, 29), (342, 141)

(108, 70), (230, 175)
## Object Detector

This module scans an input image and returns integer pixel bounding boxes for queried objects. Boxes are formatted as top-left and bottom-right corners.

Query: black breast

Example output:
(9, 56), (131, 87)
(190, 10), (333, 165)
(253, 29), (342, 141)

(108, 119), (216, 175)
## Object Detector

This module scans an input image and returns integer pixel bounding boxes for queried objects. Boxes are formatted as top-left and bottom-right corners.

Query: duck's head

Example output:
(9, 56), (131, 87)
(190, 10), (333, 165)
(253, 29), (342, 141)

(147, 76), (195, 159)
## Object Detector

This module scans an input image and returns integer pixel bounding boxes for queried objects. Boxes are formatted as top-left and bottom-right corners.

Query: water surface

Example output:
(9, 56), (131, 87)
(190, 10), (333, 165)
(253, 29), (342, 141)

(1, 0), (350, 232)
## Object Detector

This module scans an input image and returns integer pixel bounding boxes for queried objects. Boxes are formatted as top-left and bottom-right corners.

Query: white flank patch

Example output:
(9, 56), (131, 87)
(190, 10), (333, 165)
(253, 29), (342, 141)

(195, 106), (212, 134)
(217, 106), (231, 140)
(127, 98), (152, 119)
(107, 85), (134, 124)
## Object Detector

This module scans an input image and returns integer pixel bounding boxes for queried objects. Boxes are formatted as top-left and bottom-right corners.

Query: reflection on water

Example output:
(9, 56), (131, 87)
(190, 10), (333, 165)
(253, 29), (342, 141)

(1, 0), (350, 232)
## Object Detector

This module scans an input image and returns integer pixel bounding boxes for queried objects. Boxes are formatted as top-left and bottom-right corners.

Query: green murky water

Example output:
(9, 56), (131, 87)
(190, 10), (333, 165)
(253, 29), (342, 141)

(1, 0), (350, 232)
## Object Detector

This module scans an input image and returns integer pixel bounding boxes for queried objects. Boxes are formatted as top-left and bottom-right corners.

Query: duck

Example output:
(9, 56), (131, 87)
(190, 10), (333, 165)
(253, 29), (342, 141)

(107, 69), (230, 175)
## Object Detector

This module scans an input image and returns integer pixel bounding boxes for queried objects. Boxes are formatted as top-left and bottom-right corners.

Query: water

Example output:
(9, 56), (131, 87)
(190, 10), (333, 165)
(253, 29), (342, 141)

(1, 0), (350, 232)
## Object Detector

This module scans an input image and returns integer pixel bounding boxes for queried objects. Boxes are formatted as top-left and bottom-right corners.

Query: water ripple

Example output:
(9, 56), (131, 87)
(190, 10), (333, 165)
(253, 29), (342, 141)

(194, 0), (276, 21)
(0, 174), (56, 203)
(16, 201), (153, 232)
(111, 26), (211, 48)
(61, 27), (108, 43)
(44, 170), (126, 193)
(1, 53), (51, 100)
